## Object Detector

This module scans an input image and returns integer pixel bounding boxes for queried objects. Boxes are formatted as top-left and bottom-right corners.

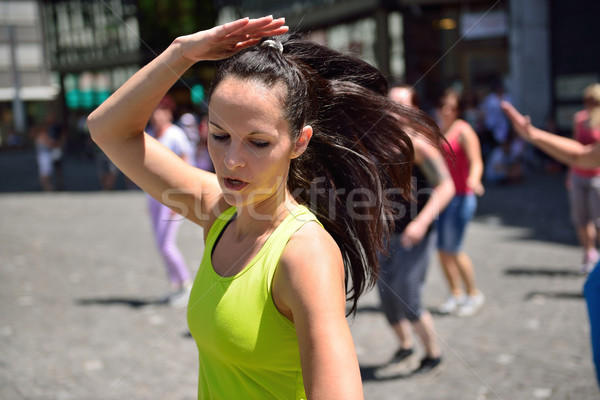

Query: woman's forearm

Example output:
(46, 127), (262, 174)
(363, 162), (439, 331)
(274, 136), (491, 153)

(417, 179), (455, 228)
(468, 159), (484, 183)
(528, 125), (600, 168)
(502, 100), (600, 169)
(88, 40), (194, 142)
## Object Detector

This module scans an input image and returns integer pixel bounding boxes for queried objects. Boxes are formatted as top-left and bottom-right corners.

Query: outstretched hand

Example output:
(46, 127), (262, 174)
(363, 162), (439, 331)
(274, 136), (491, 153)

(177, 16), (288, 62)
(501, 101), (534, 142)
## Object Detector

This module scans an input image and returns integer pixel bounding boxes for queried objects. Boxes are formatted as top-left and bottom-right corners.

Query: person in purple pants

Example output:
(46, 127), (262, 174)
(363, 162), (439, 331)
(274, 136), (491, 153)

(147, 95), (194, 307)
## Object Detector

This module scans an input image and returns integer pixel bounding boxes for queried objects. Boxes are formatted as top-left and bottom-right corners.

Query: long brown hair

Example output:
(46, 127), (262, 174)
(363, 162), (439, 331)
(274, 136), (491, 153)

(210, 34), (442, 314)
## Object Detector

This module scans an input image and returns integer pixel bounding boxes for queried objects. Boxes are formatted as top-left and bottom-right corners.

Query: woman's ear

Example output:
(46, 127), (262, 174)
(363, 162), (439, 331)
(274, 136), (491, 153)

(291, 125), (313, 159)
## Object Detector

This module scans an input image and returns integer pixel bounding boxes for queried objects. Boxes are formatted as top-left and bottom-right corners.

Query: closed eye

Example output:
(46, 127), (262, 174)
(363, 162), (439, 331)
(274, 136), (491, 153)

(251, 141), (269, 148)
(210, 133), (229, 142)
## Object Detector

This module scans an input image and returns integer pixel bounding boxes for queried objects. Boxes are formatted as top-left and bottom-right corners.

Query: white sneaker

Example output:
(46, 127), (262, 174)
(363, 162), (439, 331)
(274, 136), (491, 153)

(581, 249), (599, 274)
(168, 286), (192, 308)
(438, 295), (465, 314)
(456, 292), (485, 317)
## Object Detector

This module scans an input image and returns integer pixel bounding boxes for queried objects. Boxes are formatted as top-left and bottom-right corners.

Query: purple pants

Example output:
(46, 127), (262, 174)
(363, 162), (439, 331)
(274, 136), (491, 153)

(148, 197), (190, 286)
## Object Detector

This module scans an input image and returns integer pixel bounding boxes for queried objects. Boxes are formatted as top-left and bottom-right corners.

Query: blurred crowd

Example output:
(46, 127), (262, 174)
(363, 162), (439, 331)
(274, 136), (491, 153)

(13, 79), (569, 193)
(22, 100), (213, 192)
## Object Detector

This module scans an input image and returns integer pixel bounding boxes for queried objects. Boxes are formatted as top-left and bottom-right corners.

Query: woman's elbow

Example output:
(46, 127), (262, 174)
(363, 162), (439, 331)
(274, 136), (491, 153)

(87, 111), (103, 144)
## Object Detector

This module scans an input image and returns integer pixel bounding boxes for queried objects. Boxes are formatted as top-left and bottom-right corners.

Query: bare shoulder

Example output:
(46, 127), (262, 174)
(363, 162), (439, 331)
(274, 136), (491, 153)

(457, 119), (478, 143)
(274, 221), (345, 317)
(280, 221), (344, 276)
(458, 118), (476, 135)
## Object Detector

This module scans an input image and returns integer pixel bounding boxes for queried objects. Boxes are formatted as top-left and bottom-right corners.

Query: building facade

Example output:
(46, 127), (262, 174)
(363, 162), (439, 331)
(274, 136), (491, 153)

(0, 0), (59, 144)
(220, 0), (599, 134)
(40, 0), (142, 123)
(15, 0), (598, 147)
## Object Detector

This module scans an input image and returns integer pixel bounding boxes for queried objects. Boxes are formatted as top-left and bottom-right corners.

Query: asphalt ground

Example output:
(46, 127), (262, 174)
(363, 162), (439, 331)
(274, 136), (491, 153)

(0, 149), (598, 399)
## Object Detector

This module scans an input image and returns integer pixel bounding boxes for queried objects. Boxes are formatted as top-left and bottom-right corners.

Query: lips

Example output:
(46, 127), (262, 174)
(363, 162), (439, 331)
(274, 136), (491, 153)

(223, 177), (249, 191)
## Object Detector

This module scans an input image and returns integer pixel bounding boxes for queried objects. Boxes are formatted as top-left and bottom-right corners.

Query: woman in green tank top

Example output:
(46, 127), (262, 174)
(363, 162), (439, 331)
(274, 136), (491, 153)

(88, 16), (443, 399)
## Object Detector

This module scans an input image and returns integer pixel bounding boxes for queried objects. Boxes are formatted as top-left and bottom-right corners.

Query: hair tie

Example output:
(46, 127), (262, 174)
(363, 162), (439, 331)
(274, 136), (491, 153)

(261, 39), (283, 54)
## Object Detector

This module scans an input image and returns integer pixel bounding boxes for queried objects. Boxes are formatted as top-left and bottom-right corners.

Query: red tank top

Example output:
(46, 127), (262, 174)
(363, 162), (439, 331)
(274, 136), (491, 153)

(572, 110), (600, 177)
(442, 120), (473, 195)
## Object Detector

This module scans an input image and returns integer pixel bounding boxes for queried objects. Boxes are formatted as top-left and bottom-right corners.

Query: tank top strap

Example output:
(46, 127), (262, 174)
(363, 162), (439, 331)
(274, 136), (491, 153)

(259, 205), (323, 282)
(205, 207), (237, 250)
(204, 204), (322, 281)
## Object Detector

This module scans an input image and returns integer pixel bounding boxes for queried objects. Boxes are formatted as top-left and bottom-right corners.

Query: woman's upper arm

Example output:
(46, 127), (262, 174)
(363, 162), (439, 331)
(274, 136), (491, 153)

(414, 139), (455, 214)
(414, 137), (452, 186)
(460, 122), (483, 165)
(94, 131), (223, 229)
(274, 224), (363, 400)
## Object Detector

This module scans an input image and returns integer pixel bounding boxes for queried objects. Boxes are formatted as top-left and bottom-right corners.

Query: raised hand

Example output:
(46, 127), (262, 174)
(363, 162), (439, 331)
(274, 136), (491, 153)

(501, 101), (534, 141)
(177, 16), (288, 62)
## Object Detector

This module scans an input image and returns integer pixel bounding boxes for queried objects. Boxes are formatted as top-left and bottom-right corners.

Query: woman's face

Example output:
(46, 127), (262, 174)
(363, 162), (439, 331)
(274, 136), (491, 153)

(207, 76), (297, 209)
(439, 94), (459, 123)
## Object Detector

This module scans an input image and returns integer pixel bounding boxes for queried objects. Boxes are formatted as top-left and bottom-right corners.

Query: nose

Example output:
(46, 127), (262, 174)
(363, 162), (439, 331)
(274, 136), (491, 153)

(223, 142), (246, 169)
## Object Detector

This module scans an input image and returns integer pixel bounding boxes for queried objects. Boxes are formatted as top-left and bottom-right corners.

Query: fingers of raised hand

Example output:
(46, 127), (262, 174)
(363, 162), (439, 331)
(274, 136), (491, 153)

(242, 17), (286, 35)
(219, 16), (286, 39)
(233, 38), (262, 52)
(218, 17), (250, 36)
(245, 26), (289, 40)
(501, 102), (518, 120)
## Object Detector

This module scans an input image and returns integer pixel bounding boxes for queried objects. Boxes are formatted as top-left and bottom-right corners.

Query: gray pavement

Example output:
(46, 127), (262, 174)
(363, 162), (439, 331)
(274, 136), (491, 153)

(1, 152), (598, 399)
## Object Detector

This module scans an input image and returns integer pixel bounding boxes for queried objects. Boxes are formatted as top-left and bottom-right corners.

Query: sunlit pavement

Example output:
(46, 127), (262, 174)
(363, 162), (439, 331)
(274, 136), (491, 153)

(1, 154), (597, 399)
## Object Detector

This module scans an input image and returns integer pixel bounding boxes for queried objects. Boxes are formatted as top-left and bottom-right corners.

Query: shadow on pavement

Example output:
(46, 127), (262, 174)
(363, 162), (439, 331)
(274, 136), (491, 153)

(359, 365), (412, 382)
(354, 303), (454, 318)
(354, 305), (382, 314)
(524, 291), (584, 300)
(76, 296), (167, 308)
(504, 266), (585, 277)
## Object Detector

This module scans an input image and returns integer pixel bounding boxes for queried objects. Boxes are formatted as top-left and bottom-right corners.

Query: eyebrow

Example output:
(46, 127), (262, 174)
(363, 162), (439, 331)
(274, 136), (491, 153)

(208, 121), (271, 136)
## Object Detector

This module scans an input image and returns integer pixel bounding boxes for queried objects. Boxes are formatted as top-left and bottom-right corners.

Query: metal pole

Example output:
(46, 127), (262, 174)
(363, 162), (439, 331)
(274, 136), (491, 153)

(8, 25), (26, 134)
(375, 8), (390, 79)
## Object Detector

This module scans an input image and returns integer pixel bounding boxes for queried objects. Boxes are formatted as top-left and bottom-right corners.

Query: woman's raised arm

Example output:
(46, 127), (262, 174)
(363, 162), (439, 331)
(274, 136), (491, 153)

(502, 101), (600, 169)
(87, 17), (287, 227)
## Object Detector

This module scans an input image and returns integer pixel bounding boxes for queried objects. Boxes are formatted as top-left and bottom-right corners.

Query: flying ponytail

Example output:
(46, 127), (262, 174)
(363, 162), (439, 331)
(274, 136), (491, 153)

(209, 33), (442, 315)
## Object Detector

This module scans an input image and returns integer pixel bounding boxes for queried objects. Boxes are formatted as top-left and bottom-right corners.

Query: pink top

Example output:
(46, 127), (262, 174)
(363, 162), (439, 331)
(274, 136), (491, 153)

(442, 120), (473, 195)
(572, 110), (600, 177)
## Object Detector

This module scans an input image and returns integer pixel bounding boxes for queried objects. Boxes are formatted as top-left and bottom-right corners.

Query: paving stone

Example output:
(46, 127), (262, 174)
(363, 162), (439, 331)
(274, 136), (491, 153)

(0, 151), (597, 399)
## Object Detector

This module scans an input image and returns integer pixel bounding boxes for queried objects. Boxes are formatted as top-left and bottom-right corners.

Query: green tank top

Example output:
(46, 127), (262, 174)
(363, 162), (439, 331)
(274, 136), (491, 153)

(187, 204), (321, 399)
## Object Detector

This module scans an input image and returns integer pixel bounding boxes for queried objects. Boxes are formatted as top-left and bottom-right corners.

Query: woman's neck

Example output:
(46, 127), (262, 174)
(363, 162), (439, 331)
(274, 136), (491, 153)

(441, 118), (458, 135)
(232, 190), (297, 240)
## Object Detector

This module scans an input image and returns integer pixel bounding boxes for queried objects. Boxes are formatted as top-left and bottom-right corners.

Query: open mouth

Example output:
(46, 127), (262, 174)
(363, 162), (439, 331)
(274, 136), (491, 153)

(224, 177), (249, 191)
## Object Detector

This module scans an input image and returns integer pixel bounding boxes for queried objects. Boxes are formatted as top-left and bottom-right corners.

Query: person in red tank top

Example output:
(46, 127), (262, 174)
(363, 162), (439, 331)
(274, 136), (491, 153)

(568, 84), (600, 273)
(435, 88), (486, 317)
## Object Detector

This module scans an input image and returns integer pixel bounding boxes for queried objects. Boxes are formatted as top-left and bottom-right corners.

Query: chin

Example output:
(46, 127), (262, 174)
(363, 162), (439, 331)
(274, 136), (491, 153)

(221, 191), (245, 207)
